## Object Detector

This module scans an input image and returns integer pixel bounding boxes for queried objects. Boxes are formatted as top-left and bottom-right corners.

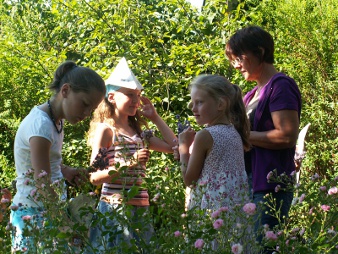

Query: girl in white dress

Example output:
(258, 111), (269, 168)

(178, 74), (250, 211)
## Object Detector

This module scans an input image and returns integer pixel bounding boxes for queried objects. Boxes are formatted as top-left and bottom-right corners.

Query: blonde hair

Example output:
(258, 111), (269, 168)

(190, 74), (250, 151)
(87, 97), (148, 146)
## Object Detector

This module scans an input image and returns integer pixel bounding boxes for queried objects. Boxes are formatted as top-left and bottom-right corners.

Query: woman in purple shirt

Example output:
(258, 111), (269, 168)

(225, 26), (301, 251)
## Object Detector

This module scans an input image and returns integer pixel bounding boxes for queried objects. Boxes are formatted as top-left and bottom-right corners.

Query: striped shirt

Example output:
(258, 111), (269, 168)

(100, 132), (149, 206)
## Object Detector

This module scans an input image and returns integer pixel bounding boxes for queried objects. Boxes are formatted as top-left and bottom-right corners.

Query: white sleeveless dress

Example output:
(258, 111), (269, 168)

(187, 124), (249, 211)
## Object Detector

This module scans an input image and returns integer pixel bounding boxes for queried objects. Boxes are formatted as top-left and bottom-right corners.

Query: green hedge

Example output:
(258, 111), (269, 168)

(0, 0), (337, 188)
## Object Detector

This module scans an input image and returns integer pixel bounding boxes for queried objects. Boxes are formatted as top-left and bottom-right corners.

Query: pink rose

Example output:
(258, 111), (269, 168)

(321, 205), (330, 212)
(328, 186), (338, 195)
(194, 239), (204, 249)
(231, 243), (243, 254)
(211, 210), (220, 218)
(30, 189), (37, 197)
(219, 206), (229, 212)
(309, 207), (314, 215)
(311, 173), (320, 180)
(213, 219), (224, 230)
(299, 193), (306, 203)
(174, 231), (181, 237)
(242, 203), (256, 215)
(22, 215), (32, 221)
(38, 171), (47, 178)
(266, 171), (274, 180)
(265, 231), (278, 241)
(291, 227), (300, 233)
(152, 192), (160, 202)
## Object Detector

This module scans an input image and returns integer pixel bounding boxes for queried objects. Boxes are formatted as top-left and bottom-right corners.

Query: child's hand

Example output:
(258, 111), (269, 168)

(133, 148), (150, 167)
(73, 168), (89, 187)
(172, 145), (180, 160)
(139, 97), (158, 121)
(1, 188), (12, 201)
(0, 188), (11, 223)
(62, 165), (89, 187)
(178, 127), (196, 147)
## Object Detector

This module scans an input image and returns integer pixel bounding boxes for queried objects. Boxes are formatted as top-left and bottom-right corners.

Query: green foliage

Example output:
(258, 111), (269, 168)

(0, 0), (337, 252)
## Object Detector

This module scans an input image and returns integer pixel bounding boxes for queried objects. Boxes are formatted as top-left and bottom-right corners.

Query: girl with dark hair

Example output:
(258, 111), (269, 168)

(11, 61), (106, 252)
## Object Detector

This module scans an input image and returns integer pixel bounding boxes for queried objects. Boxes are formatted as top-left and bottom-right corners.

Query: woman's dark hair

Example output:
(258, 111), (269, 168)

(49, 60), (106, 94)
(225, 25), (275, 64)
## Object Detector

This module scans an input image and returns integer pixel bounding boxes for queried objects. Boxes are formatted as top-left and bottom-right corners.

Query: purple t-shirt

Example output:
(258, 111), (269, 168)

(243, 73), (301, 193)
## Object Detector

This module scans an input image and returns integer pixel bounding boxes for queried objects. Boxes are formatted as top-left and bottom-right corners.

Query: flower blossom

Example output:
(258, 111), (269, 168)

(242, 203), (256, 215)
(299, 193), (306, 203)
(22, 215), (32, 221)
(231, 243), (243, 254)
(211, 210), (220, 218)
(38, 171), (47, 178)
(309, 207), (314, 215)
(194, 239), (204, 249)
(25, 169), (34, 176)
(311, 173), (320, 181)
(174, 231), (181, 237)
(152, 192), (160, 202)
(213, 219), (224, 230)
(266, 171), (274, 181)
(321, 205), (330, 212)
(265, 231), (278, 241)
(219, 206), (229, 212)
(30, 189), (37, 197)
(328, 186), (338, 195)
(319, 186), (327, 191)
(291, 227), (300, 233)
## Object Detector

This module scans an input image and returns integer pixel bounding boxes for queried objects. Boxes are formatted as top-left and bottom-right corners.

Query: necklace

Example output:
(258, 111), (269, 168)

(47, 99), (63, 134)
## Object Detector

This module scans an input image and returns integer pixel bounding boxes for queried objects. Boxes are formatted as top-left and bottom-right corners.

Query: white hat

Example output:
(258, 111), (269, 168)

(105, 57), (143, 96)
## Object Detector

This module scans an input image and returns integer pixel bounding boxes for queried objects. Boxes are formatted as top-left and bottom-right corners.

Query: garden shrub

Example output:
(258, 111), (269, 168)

(0, 0), (337, 253)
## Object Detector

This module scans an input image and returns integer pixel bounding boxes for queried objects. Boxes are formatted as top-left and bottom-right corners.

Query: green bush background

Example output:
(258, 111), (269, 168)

(1, 0), (337, 185)
(0, 0), (337, 214)
(0, 0), (337, 252)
